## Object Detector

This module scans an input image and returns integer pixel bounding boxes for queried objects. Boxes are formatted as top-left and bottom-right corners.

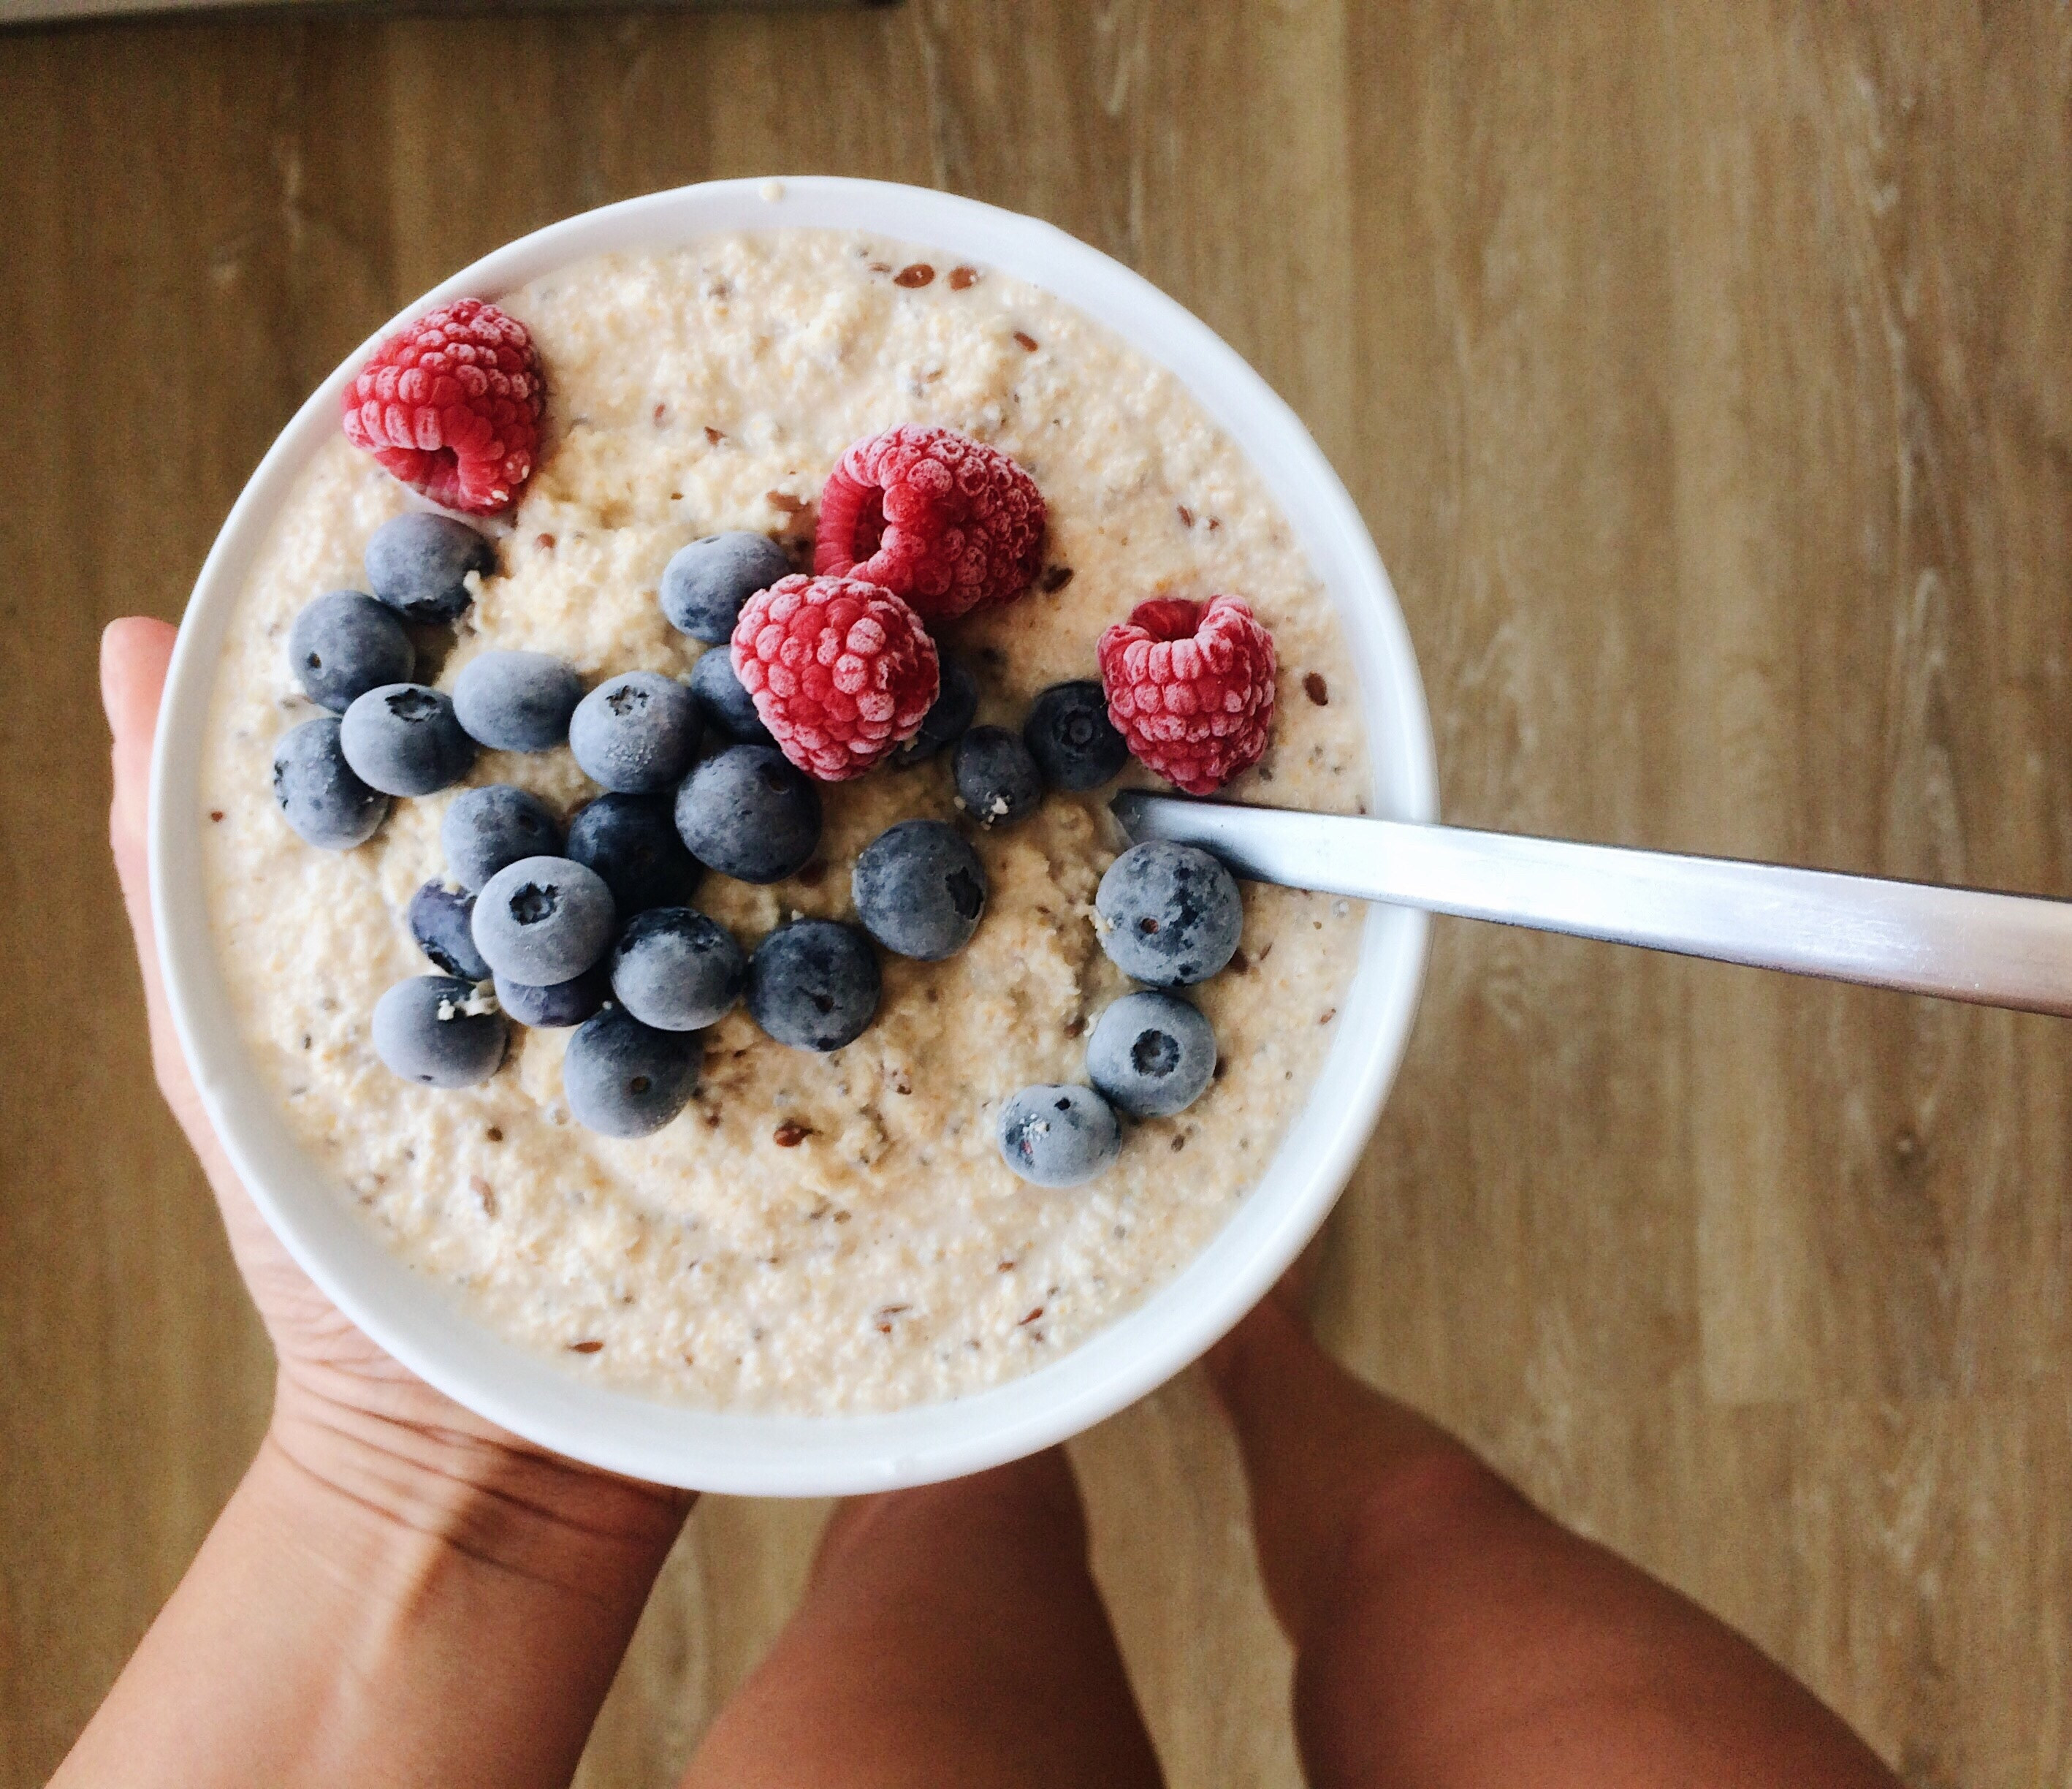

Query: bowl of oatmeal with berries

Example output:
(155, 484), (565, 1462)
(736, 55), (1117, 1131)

(151, 178), (1435, 1494)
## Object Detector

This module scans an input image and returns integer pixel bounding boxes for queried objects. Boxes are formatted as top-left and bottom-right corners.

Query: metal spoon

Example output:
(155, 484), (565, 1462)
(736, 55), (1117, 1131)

(1110, 791), (2072, 1017)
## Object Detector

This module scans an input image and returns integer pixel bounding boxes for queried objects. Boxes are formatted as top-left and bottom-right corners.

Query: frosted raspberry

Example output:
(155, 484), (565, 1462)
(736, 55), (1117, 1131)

(732, 575), (941, 781)
(815, 425), (1045, 621)
(1097, 596), (1278, 795)
(342, 299), (545, 514)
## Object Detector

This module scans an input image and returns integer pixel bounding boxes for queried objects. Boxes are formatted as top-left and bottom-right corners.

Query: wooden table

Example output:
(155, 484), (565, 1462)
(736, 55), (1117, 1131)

(3, 6), (2066, 1782)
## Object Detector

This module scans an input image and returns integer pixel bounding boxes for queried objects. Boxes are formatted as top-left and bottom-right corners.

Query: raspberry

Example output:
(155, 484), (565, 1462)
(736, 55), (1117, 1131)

(1097, 595), (1278, 795)
(815, 425), (1045, 621)
(343, 299), (545, 515)
(732, 575), (941, 781)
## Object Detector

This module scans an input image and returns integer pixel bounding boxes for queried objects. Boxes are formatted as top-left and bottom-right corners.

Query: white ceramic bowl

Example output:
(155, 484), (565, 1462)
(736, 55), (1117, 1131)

(151, 178), (1436, 1495)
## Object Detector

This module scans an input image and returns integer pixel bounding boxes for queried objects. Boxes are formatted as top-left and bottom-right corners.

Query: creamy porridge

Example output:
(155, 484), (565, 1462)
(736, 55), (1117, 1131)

(199, 229), (1370, 1413)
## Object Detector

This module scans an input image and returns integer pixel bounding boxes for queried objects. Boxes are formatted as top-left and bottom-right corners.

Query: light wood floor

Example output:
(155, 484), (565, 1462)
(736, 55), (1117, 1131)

(4, 4), (2068, 1784)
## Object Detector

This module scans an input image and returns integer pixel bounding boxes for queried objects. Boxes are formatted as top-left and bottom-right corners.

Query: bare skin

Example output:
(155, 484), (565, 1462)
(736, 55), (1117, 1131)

(70, 616), (1902, 1789)
(62, 619), (691, 1789)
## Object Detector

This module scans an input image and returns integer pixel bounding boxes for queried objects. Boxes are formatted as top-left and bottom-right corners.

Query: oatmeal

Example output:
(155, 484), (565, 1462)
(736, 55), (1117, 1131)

(198, 229), (1369, 1413)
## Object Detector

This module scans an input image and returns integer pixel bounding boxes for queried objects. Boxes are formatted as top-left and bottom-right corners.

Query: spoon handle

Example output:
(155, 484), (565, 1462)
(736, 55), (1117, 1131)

(1110, 791), (2072, 1017)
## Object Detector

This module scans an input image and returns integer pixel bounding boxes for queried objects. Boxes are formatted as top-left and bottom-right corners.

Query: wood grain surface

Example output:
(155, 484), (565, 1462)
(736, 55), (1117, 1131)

(3, 4), (2067, 1785)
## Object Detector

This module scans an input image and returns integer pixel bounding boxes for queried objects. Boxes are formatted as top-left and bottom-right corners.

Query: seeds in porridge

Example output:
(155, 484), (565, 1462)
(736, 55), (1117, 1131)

(205, 230), (1369, 1413)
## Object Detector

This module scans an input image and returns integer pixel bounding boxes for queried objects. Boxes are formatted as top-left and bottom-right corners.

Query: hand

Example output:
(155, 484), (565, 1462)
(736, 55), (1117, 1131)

(101, 618), (682, 1526)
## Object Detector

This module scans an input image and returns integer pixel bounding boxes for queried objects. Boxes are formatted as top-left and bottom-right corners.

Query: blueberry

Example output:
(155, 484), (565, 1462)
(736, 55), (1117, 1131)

(272, 717), (390, 848)
(495, 965), (610, 1029)
(339, 683), (476, 797)
(371, 976), (508, 1088)
(452, 650), (582, 751)
(471, 855), (617, 987)
(953, 726), (1042, 829)
(1094, 841), (1243, 987)
(660, 532), (791, 643)
(1086, 991), (1216, 1117)
(851, 820), (986, 961)
(1024, 680), (1128, 791)
(569, 671), (701, 794)
(675, 745), (822, 884)
(365, 512), (494, 623)
(997, 1085), (1122, 1188)
(687, 647), (773, 745)
(611, 908), (747, 1030)
(888, 658), (979, 769)
(407, 880), (490, 981)
(288, 590), (414, 713)
(746, 919), (880, 1052)
(563, 1008), (700, 1139)
(441, 784), (564, 892)
(565, 793), (702, 915)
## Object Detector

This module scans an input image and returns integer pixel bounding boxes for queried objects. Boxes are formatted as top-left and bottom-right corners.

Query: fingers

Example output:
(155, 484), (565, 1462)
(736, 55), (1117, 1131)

(99, 617), (234, 1178)
(102, 618), (177, 943)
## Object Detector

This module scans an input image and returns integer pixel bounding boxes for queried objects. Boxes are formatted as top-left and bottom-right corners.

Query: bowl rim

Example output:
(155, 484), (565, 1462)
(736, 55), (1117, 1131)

(150, 175), (1437, 1495)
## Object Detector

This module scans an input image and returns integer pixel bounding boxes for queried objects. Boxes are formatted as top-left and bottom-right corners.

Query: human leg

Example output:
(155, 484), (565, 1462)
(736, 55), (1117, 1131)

(1208, 1296), (1899, 1788)
(680, 1448), (1165, 1789)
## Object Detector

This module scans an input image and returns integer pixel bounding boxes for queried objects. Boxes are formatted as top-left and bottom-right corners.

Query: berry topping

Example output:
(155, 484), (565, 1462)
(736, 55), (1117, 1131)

(674, 744), (823, 884)
(688, 647), (774, 746)
(452, 650), (582, 752)
(952, 726), (1042, 829)
(746, 919), (881, 1052)
(441, 784), (563, 892)
(814, 425), (1045, 621)
(407, 881), (490, 981)
(495, 965), (610, 1030)
(371, 976), (508, 1089)
(852, 820), (987, 961)
(997, 1085), (1121, 1188)
(1024, 679), (1129, 791)
(365, 513), (495, 624)
(568, 671), (701, 794)
(731, 574), (939, 781)
(272, 718), (390, 849)
(289, 591), (414, 713)
(1094, 840), (1243, 987)
(342, 299), (544, 514)
(563, 1008), (700, 1139)
(660, 532), (791, 644)
(1086, 991), (1216, 1118)
(1097, 595), (1278, 795)
(338, 683), (476, 797)
(471, 855), (617, 987)
(611, 908), (747, 1031)
(566, 793), (701, 916)
(887, 658), (979, 770)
